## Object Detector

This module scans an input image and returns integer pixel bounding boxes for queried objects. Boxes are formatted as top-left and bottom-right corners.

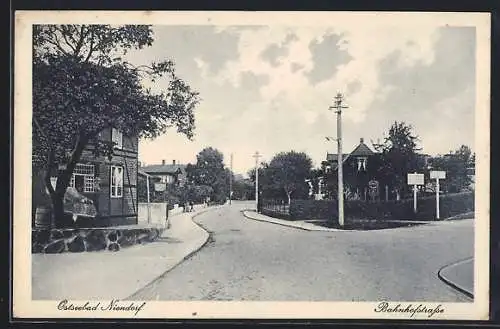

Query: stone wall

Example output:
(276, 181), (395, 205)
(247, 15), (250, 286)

(32, 226), (164, 254)
(138, 203), (168, 226)
(137, 202), (207, 225)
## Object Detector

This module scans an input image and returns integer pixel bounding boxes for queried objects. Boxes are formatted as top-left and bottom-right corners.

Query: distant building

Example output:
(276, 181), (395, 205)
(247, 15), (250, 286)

(233, 173), (245, 182)
(140, 160), (187, 187)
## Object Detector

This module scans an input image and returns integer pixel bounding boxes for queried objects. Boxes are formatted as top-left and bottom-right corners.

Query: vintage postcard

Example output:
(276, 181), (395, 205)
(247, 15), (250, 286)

(13, 11), (490, 320)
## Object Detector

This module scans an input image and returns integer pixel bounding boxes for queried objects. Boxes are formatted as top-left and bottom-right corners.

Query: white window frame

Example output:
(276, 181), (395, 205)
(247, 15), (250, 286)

(56, 163), (96, 193)
(357, 157), (367, 172)
(112, 128), (123, 149)
(110, 165), (124, 198)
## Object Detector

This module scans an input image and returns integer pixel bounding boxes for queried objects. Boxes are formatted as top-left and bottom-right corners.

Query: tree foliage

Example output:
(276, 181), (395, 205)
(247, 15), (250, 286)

(373, 121), (422, 196)
(33, 24), (200, 227)
(231, 179), (254, 200)
(429, 145), (475, 193)
(258, 151), (313, 204)
(187, 147), (229, 203)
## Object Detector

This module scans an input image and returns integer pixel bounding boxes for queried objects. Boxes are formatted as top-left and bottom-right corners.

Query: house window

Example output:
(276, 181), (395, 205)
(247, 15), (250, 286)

(160, 175), (174, 184)
(110, 165), (123, 198)
(112, 128), (123, 149)
(56, 163), (96, 193)
(357, 157), (367, 171)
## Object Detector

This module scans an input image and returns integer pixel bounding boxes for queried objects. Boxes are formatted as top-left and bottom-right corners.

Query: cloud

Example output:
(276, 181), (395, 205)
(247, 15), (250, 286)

(260, 33), (299, 67)
(134, 24), (476, 174)
(291, 62), (304, 73)
(346, 80), (362, 95)
(354, 26), (476, 154)
(305, 33), (353, 85)
(126, 25), (241, 83)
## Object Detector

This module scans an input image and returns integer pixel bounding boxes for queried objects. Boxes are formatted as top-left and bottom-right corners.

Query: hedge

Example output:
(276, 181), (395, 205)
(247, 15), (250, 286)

(287, 192), (474, 221)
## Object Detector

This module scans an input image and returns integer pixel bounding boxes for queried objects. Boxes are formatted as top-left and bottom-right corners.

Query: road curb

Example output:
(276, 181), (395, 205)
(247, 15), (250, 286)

(125, 206), (222, 300)
(242, 210), (315, 231)
(242, 210), (447, 233)
(437, 257), (474, 300)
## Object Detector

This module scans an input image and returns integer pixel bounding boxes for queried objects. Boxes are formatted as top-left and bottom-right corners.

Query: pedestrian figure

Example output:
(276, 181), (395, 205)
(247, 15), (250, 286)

(189, 201), (194, 212)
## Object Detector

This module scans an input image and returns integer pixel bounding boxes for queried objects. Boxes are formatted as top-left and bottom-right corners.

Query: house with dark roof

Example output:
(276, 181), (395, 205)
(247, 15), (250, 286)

(326, 138), (375, 171)
(140, 160), (187, 186)
(322, 138), (378, 199)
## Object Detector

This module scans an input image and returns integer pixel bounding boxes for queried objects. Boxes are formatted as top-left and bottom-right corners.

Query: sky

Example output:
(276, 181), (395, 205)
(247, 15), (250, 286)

(125, 23), (476, 176)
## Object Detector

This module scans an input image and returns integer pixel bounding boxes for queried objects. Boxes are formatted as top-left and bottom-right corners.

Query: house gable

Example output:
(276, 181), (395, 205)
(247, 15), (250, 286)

(326, 138), (375, 170)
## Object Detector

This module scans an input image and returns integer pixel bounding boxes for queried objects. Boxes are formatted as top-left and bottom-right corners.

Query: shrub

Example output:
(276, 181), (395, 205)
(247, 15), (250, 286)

(286, 192), (473, 221)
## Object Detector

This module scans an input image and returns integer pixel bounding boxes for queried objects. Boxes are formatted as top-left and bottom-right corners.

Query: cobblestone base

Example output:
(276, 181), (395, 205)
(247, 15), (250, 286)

(32, 226), (164, 254)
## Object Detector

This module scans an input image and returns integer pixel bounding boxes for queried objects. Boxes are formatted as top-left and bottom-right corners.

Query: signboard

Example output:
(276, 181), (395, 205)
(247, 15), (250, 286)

(430, 171), (446, 220)
(407, 173), (424, 185)
(368, 180), (379, 189)
(430, 170), (446, 179)
(154, 182), (166, 192)
(368, 180), (379, 200)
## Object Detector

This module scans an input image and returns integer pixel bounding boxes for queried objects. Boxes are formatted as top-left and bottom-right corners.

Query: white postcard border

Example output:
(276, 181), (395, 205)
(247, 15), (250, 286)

(13, 10), (491, 320)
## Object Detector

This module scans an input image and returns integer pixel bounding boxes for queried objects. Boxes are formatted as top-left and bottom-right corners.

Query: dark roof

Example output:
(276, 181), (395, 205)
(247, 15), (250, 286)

(326, 139), (374, 162)
(326, 153), (349, 162)
(141, 164), (187, 174)
(234, 174), (245, 182)
(350, 141), (375, 157)
(326, 138), (375, 170)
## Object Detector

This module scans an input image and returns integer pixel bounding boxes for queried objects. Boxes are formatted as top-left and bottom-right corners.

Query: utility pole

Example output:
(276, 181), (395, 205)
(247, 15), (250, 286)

(252, 151), (262, 212)
(329, 92), (348, 227)
(229, 153), (233, 205)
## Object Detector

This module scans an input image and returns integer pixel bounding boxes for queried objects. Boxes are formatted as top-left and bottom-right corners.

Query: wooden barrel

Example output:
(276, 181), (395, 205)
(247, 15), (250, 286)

(34, 207), (52, 229)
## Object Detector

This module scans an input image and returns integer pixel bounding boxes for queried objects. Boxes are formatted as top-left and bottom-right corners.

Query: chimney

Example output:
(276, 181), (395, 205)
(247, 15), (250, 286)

(162, 159), (165, 165)
(173, 160), (176, 165)
(360, 137), (364, 144)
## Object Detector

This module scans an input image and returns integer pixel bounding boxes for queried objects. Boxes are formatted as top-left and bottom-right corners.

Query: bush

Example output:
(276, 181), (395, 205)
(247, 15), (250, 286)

(287, 192), (474, 221)
(261, 209), (292, 220)
(289, 200), (336, 220)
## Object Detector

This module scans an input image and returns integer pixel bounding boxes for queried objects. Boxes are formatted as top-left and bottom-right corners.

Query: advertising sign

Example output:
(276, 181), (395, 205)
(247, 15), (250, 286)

(430, 170), (446, 179)
(368, 180), (379, 199)
(407, 173), (424, 185)
(154, 182), (166, 192)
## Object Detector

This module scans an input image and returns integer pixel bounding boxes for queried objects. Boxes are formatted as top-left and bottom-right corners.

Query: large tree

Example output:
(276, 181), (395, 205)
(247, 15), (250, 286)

(33, 25), (200, 227)
(187, 147), (229, 203)
(266, 151), (313, 204)
(247, 162), (283, 200)
(373, 121), (422, 198)
(429, 145), (475, 193)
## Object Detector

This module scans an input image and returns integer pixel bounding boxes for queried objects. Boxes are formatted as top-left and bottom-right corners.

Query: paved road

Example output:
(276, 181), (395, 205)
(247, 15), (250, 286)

(133, 201), (473, 302)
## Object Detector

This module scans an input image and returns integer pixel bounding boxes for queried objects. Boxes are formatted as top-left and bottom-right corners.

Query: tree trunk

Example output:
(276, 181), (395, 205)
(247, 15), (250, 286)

(287, 193), (291, 205)
(52, 133), (89, 228)
(51, 191), (73, 228)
